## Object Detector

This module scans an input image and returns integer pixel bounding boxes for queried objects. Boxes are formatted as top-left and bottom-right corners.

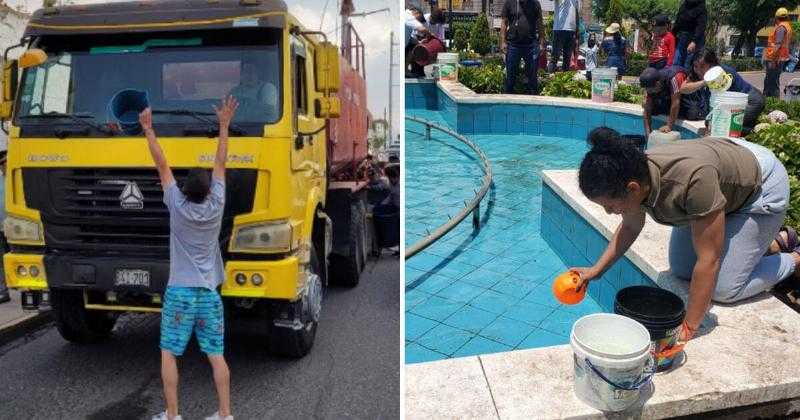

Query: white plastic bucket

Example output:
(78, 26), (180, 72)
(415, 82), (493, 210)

(785, 78), (800, 102)
(709, 91), (748, 138)
(570, 313), (654, 412)
(591, 67), (617, 103)
(437, 52), (459, 82)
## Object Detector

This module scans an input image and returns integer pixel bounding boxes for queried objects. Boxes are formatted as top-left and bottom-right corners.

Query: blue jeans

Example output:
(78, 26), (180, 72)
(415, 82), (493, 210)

(673, 32), (704, 69)
(550, 30), (575, 72)
(505, 43), (539, 94)
(668, 139), (793, 303)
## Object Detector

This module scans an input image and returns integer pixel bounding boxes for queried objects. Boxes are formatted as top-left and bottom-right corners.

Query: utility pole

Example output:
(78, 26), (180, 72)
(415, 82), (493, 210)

(388, 30), (396, 146)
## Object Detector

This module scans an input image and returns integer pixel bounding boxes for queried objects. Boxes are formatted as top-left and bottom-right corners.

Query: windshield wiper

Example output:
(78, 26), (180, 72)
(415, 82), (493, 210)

(152, 109), (244, 135)
(20, 112), (115, 136)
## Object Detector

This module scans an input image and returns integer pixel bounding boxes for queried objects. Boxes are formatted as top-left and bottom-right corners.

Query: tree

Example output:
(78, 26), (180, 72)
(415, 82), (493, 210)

(605, 0), (624, 27)
(470, 13), (493, 56)
(727, 0), (800, 57)
(619, 0), (679, 50)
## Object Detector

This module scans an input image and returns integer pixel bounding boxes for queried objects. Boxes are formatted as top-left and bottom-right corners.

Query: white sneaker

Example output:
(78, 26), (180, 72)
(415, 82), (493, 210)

(152, 411), (183, 420)
(205, 412), (233, 420)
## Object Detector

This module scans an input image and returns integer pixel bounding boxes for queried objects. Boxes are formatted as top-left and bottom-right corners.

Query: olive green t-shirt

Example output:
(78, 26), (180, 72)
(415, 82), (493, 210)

(642, 137), (762, 226)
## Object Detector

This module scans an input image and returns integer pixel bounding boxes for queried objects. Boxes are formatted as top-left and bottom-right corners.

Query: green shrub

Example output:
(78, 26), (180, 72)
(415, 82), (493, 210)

(625, 59), (648, 77)
(541, 71), (590, 99)
(762, 97), (800, 121)
(470, 13), (493, 56)
(746, 121), (800, 226)
(459, 64), (528, 94)
(722, 58), (762, 72)
(614, 83), (644, 104)
(629, 51), (647, 61)
(454, 27), (469, 52)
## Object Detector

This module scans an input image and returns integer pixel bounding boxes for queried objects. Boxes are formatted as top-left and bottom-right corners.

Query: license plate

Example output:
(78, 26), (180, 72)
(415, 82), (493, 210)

(114, 269), (150, 288)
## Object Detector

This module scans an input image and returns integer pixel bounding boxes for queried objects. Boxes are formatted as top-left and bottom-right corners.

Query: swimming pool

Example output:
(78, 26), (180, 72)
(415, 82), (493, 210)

(404, 80), (675, 364)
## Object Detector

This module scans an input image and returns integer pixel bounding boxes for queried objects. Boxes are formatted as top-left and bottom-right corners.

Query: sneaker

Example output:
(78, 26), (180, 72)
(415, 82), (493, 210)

(205, 412), (233, 420)
(152, 412), (182, 420)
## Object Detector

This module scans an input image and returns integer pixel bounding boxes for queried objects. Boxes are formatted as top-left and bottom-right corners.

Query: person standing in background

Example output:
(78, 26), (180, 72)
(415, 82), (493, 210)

(648, 15), (675, 69)
(764, 8), (794, 98)
(601, 23), (628, 79)
(550, 0), (581, 72)
(582, 33), (600, 78)
(426, 6), (446, 41)
(500, 0), (546, 94)
(671, 0), (706, 69)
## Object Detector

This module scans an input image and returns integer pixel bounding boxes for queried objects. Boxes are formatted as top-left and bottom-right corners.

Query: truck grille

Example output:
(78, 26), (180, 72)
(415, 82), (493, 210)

(23, 168), (258, 253)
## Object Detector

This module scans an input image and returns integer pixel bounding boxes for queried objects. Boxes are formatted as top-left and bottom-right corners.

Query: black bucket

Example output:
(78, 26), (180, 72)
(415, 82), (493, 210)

(614, 286), (685, 371)
(109, 89), (149, 135)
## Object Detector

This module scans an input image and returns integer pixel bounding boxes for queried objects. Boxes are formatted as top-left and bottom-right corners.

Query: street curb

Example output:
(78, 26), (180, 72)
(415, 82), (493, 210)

(0, 310), (53, 346)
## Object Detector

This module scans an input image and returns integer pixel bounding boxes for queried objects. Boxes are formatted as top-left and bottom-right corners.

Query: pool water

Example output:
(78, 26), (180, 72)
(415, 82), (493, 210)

(405, 109), (606, 364)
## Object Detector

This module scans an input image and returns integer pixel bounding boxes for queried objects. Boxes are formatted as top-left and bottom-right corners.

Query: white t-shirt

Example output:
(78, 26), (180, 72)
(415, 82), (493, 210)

(553, 0), (581, 32)
(425, 13), (445, 40)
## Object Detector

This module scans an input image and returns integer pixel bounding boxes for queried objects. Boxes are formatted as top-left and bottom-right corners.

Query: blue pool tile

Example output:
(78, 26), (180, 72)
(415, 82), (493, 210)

(524, 121), (541, 136)
(502, 300), (555, 326)
(597, 279), (617, 312)
(571, 125), (588, 141)
(491, 106), (509, 133)
(406, 252), (447, 271)
(444, 305), (499, 334)
(470, 289), (521, 314)
(475, 111), (491, 134)
(406, 313), (440, 341)
(541, 122), (559, 136)
(508, 106), (525, 133)
(539, 310), (582, 337)
(480, 316), (534, 347)
(453, 249), (498, 266)
(519, 328), (568, 349)
(560, 296), (605, 317)
(453, 336), (512, 357)
(540, 106), (557, 122)
(414, 273), (456, 294)
(467, 238), (514, 254)
(480, 256), (525, 275)
(406, 267), (426, 286)
(523, 105), (541, 122)
(405, 343), (447, 364)
(410, 295), (464, 322)
(459, 268), (505, 289)
(436, 281), (487, 303)
(417, 323), (474, 356)
(491, 277), (540, 297)
(588, 110), (605, 127)
(406, 289), (432, 309)
(433, 260), (480, 280)
(523, 284), (562, 308)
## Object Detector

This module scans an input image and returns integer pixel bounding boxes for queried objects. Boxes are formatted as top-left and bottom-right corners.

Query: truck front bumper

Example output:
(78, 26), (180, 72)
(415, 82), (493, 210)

(3, 252), (302, 302)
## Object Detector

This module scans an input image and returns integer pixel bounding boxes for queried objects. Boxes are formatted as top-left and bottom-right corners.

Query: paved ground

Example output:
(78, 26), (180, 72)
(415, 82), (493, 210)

(739, 70), (799, 94)
(0, 257), (400, 419)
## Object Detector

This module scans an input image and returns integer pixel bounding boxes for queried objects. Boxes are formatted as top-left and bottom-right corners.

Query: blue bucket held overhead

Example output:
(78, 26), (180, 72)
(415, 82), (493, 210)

(109, 89), (149, 135)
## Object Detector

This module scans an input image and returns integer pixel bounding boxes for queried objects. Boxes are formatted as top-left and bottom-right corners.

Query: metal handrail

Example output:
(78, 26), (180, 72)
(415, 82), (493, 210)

(404, 116), (493, 260)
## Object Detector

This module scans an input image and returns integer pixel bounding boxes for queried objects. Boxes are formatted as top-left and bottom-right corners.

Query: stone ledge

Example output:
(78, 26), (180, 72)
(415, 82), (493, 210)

(405, 169), (800, 419)
(435, 79), (706, 134)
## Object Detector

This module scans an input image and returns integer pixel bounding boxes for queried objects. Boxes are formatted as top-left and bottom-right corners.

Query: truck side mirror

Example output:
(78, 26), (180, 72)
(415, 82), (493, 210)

(315, 97), (340, 119)
(19, 49), (47, 69)
(0, 59), (19, 119)
(314, 42), (340, 94)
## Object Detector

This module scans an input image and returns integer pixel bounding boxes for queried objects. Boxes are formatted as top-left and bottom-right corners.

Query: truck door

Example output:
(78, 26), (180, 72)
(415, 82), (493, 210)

(290, 34), (321, 172)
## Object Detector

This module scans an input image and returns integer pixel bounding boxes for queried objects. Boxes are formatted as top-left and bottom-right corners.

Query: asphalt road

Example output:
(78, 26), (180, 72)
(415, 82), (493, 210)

(0, 257), (400, 420)
(739, 70), (798, 94)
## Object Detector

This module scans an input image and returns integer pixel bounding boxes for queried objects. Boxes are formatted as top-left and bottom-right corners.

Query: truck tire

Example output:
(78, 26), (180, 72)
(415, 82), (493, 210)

(51, 289), (117, 343)
(330, 201), (366, 287)
(267, 247), (323, 358)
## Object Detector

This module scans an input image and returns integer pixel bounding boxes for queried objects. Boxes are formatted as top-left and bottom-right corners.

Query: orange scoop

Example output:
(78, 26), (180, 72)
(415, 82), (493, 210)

(552, 271), (587, 305)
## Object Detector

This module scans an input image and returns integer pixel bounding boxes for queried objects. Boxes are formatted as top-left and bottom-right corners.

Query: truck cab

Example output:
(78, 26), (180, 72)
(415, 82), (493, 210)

(1, 0), (370, 357)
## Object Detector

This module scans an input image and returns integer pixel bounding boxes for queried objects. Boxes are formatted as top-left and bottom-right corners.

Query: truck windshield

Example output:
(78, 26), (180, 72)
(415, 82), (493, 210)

(15, 39), (281, 137)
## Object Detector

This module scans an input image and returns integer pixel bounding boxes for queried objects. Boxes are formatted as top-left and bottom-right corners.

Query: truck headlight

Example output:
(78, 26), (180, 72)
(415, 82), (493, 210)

(4, 216), (43, 242)
(231, 221), (292, 253)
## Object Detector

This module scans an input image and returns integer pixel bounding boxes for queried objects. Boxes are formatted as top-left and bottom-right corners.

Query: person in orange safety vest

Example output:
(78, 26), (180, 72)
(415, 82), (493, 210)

(764, 7), (793, 97)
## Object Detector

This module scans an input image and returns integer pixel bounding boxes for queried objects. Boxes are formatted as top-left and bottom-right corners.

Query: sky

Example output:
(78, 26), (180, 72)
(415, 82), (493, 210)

(5, 0), (401, 133)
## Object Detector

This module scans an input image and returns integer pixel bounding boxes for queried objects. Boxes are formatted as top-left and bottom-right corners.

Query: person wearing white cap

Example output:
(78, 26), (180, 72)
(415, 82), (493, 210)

(600, 23), (628, 78)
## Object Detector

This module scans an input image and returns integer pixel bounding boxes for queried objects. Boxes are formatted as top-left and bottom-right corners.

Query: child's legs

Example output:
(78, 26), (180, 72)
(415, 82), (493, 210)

(208, 354), (231, 417)
(161, 350), (180, 418)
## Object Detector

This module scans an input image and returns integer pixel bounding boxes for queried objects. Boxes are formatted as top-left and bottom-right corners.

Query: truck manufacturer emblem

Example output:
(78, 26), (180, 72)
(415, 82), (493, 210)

(99, 180), (144, 209)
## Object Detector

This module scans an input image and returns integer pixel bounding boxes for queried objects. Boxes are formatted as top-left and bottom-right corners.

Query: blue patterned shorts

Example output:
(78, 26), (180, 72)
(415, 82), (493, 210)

(160, 287), (225, 356)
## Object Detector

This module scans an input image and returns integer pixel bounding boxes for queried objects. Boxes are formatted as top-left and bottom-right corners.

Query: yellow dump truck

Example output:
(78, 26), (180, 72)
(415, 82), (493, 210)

(0, 0), (373, 357)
